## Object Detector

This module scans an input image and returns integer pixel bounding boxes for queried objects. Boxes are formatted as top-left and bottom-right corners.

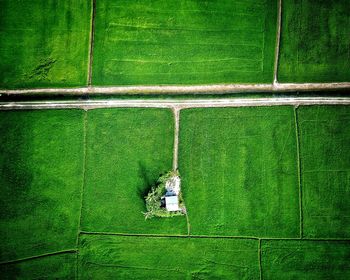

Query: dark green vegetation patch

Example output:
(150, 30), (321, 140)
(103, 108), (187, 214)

(298, 105), (350, 238)
(92, 0), (277, 85)
(0, 0), (91, 89)
(81, 108), (187, 234)
(179, 107), (300, 237)
(261, 240), (350, 280)
(78, 234), (259, 279)
(0, 110), (84, 262)
(0, 253), (76, 280)
(278, 0), (350, 82)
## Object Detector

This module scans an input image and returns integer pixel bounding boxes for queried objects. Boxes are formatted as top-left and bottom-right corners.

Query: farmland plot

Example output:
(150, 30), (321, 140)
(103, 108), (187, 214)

(0, 0), (91, 89)
(0, 253), (76, 280)
(78, 234), (259, 279)
(298, 105), (350, 238)
(179, 107), (300, 237)
(261, 240), (350, 279)
(81, 108), (188, 235)
(278, 0), (350, 82)
(0, 110), (84, 262)
(92, 0), (277, 85)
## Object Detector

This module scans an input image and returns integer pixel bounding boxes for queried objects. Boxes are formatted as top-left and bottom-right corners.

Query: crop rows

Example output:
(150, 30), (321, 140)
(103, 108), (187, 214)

(0, 0), (349, 89)
(1, 105), (349, 278)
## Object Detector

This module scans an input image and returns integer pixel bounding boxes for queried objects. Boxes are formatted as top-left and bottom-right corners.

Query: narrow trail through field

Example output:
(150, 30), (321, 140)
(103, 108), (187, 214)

(273, 0), (282, 84)
(172, 108), (180, 171)
(75, 111), (88, 279)
(87, 0), (97, 86)
(294, 107), (303, 239)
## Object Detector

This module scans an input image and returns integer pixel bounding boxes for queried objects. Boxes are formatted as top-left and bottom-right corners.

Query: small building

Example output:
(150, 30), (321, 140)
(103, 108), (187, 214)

(165, 195), (180, 212)
(164, 175), (181, 212)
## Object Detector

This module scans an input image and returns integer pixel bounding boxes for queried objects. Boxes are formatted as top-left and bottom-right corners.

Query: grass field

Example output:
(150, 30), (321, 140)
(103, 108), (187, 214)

(92, 0), (277, 85)
(0, 110), (84, 262)
(1, 0), (349, 89)
(179, 107), (300, 237)
(0, 253), (76, 280)
(1, 105), (349, 278)
(0, 0), (91, 89)
(78, 234), (259, 279)
(298, 105), (350, 238)
(81, 108), (188, 235)
(278, 0), (350, 82)
(261, 240), (350, 279)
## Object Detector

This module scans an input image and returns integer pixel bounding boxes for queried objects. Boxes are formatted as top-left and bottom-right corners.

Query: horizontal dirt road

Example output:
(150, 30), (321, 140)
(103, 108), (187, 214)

(1, 97), (350, 111)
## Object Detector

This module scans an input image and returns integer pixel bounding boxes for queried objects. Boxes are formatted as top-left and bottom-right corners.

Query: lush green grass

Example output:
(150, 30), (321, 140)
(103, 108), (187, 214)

(78, 234), (259, 279)
(0, 110), (84, 262)
(92, 0), (277, 85)
(278, 0), (350, 82)
(298, 105), (350, 238)
(262, 240), (350, 279)
(179, 107), (300, 237)
(81, 108), (187, 234)
(0, 0), (91, 89)
(1, 105), (350, 278)
(0, 253), (76, 280)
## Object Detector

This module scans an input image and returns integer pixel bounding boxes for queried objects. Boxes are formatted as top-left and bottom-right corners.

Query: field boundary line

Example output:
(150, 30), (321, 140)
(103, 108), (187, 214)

(294, 106), (303, 238)
(1, 82), (350, 95)
(75, 111), (88, 279)
(258, 239), (263, 280)
(260, 237), (350, 241)
(1, 97), (350, 110)
(0, 249), (77, 265)
(79, 231), (260, 240)
(172, 108), (180, 171)
(79, 231), (350, 241)
(273, 0), (282, 84)
(77, 111), (88, 236)
(87, 0), (97, 86)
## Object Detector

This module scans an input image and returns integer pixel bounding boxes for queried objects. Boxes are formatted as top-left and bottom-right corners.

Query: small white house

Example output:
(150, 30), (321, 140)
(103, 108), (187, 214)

(164, 175), (181, 212)
(165, 195), (180, 212)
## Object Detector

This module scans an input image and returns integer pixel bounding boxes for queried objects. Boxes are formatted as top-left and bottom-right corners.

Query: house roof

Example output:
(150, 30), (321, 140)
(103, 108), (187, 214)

(165, 195), (180, 212)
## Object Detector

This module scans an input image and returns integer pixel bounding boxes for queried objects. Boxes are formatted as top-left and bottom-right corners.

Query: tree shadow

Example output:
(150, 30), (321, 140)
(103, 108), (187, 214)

(137, 162), (157, 200)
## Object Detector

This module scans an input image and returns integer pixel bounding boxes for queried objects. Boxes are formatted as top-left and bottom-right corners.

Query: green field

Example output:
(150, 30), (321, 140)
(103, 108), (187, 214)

(278, 0), (350, 82)
(0, 253), (76, 280)
(92, 0), (277, 85)
(0, 0), (91, 89)
(81, 108), (187, 234)
(179, 107), (300, 237)
(1, 105), (350, 278)
(78, 234), (259, 279)
(1, 0), (349, 89)
(0, 110), (84, 262)
(261, 240), (350, 279)
(298, 106), (350, 238)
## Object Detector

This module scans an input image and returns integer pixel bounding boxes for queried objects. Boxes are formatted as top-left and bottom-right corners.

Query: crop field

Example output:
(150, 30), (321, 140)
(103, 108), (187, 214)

(81, 108), (188, 235)
(262, 240), (350, 279)
(92, 0), (276, 85)
(0, 0), (91, 89)
(179, 107), (300, 237)
(298, 105), (350, 238)
(1, 0), (349, 89)
(0, 110), (84, 262)
(1, 105), (349, 279)
(278, 0), (350, 82)
(78, 234), (259, 279)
